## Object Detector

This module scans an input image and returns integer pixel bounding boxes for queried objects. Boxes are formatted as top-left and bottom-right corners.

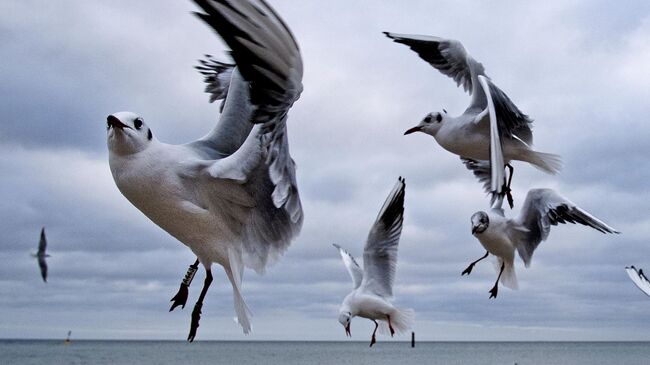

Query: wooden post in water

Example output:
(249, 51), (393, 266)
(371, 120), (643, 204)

(411, 331), (415, 348)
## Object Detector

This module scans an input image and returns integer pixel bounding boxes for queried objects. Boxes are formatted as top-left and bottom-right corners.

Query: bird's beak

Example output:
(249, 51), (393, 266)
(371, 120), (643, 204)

(404, 126), (422, 135)
(471, 225), (478, 234)
(107, 115), (131, 130)
(345, 324), (351, 337)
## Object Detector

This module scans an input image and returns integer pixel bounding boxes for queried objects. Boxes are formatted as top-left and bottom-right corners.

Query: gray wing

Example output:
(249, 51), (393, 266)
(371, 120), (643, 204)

(626, 266), (650, 297)
(480, 77), (533, 145)
(333, 244), (363, 289)
(510, 189), (620, 267)
(38, 256), (47, 282)
(461, 158), (491, 191)
(384, 32), (487, 111)
(359, 177), (406, 298)
(195, 54), (235, 111)
(183, 0), (303, 273)
(38, 227), (46, 255)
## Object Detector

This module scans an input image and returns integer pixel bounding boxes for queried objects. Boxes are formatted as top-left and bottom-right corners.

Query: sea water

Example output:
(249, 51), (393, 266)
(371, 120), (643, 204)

(1, 340), (648, 365)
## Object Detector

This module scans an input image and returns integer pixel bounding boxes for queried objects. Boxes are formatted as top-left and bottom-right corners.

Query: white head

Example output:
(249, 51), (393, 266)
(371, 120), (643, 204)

(404, 110), (448, 137)
(106, 111), (155, 156)
(471, 211), (490, 235)
(337, 311), (352, 337)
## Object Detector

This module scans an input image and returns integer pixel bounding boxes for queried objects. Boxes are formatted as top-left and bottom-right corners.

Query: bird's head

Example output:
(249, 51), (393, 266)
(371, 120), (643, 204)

(404, 110), (447, 137)
(106, 112), (154, 156)
(471, 211), (490, 235)
(338, 311), (352, 337)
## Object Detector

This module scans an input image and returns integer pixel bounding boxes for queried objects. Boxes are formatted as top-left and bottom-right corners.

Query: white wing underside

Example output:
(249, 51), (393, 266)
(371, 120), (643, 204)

(626, 267), (650, 297)
(333, 244), (363, 289)
(478, 75), (505, 206)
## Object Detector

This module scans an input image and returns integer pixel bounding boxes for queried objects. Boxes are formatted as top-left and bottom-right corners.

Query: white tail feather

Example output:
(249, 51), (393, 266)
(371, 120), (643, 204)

(227, 249), (253, 334)
(522, 150), (562, 175)
(378, 307), (415, 335)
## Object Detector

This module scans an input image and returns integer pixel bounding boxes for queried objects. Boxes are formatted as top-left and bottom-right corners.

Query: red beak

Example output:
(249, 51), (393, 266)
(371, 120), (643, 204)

(404, 126), (422, 135)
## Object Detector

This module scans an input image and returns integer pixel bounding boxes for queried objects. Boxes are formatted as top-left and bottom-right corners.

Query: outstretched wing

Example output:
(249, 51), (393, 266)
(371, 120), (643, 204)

(384, 32), (487, 111)
(183, 0), (303, 273)
(359, 177), (406, 298)
(626, 266), (650, 297)
(477, 76), (506, 203)
(460, 158), (491, 194)
(479, 76), (533, 145)
(333, 244), (363, 289)
(510, 189), (620, 267)
(194, 0), (303, 123)
(38, 227), (47, 255)
(38, 256), (48, 283)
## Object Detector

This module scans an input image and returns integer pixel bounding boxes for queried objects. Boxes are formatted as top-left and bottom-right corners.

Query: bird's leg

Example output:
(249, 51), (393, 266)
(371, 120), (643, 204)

(170, 259), (199, 312)
(369, 320), (379, 347)
(387, 315), (395, 337)
(187, 268), (213, 342)
(462, 251), (489, 276)
(504, 164), (514, 209)
(489, 262), (505, 299)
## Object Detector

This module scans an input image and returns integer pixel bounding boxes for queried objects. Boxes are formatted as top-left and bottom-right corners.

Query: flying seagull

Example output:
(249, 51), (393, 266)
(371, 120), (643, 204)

(384, 33), (561, 208)
(107, 0), (303, 341)
(334, 177), (414, 347)
(625, 266), (650, 297)
(466, 188), (619, 298)
(32, 227), (49, 283)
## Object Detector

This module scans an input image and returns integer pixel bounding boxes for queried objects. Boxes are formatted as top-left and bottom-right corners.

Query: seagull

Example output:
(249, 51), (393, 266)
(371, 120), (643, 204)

(465, 188), (619, 298)
(32, 227), (49, 283)
(334, 177), (414, 347)
(625, 266), (650, 297)
(384, 33), (562, 208)
(107, 0), (303, 341)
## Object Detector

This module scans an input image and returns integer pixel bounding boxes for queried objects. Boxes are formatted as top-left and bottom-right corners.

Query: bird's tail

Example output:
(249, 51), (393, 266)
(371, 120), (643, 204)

(520, 150), (562, 175)
(380, 307), (415, 335)
(495, 258), (519, 290)
(227, 248), (253, 334)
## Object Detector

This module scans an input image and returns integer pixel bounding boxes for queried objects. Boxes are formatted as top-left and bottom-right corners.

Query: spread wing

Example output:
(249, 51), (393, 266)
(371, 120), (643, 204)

(384, 32), (487, 112)
(38, 227), (47, 255)
(626, 266), (650, 297)
(510, 189), (620, 267)
(359, 177), (406, 298)
(333, 244), (363, 289)
(38, 256), (48, 282)
(182, 0), (303, 273)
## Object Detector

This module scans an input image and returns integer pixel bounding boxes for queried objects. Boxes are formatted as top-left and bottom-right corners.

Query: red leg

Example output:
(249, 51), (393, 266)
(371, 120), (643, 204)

(369, 320), (378, 347)
(387, 315), (395, 337)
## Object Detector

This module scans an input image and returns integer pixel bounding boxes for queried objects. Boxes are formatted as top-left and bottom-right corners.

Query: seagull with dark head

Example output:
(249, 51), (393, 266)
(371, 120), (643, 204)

(464, 188), (619, 298)
(384, 32), (561, 208)
(107, 0), (303, 341)
(334, 178), (414, 347)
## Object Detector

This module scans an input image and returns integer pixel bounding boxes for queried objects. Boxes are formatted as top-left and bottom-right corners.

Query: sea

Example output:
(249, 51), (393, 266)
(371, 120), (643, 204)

(1, 340), (649, 365)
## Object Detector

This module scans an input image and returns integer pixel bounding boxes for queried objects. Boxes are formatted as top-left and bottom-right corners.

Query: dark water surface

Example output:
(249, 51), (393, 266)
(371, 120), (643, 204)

(1, 340), (649, 365)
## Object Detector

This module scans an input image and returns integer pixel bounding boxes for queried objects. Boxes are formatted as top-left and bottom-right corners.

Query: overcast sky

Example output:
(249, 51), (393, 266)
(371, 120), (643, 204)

(1, 0), (649, 341)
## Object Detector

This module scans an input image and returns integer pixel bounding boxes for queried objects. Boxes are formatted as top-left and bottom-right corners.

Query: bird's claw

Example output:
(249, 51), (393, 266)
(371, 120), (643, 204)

(369, 335), (376, 347)
(187, 302), (203, 342)
(389, 325), (395, 337)
(169, 284), (189, 312)
(489, 286), (498, 299)
(461, 264), (474, 276)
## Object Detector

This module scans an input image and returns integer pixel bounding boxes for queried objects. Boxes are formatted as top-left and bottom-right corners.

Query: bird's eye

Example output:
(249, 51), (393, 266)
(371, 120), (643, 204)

(436, 113), (442, 123)
(424, 115), (432, 123)
(134, 118), (143, 129)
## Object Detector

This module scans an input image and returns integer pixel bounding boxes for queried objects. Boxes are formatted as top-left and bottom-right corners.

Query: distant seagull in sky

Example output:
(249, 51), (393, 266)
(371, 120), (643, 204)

(625, 266), (650, 297)
(465, 188), (619, 298)
(334, 177), (414, 347)
(384, 32), (561, 208)
(107, 0), (303, 341)
(32, 227), (49, 283)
